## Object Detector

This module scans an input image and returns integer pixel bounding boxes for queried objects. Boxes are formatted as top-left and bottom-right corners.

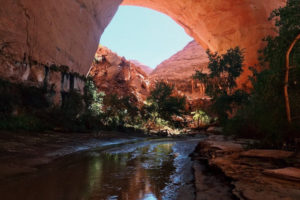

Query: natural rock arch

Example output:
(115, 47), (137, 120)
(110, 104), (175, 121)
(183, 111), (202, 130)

(0, 0), (285, 80)
(123, 0), (286, 82)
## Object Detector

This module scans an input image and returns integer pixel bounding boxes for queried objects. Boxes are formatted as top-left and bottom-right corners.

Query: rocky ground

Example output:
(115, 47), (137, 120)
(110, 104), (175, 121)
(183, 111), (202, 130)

(191, 134), (300, 200)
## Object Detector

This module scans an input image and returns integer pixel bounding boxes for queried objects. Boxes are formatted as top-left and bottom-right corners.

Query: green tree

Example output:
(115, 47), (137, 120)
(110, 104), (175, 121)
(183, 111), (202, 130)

(84, 78), (105, 117)
(191, 110), (210, 128)
(101, 94), (140, 128)
(226, 0), (300, 146)
(145, 81), (186, 124)
(194, 47), (248, 122)
(259, 0), (300, 124)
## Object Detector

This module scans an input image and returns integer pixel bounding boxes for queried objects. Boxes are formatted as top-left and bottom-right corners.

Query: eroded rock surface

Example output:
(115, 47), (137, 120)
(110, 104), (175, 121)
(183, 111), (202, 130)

(192, 135), (300, 200)
(89, 46), (151, 104)
(0, 50), (85, 105)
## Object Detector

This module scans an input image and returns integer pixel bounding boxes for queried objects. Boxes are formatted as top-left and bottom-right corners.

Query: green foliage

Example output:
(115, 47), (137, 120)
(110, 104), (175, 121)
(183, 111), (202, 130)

(84, 78), (105, 117)
(194, 47), (244, 98)
(225, 0), (300, 147)
(0, 114), (45, 131)
(191, 110), (211, 128)
(61, 90), (84, 120)
(194, 47), (248, 121)
(101, 94), (141, 129)
(259, 0), (300, 69)
(0, 78), (49, 115)
(0, 78), (51, 131)
(145, 81), (186, 123)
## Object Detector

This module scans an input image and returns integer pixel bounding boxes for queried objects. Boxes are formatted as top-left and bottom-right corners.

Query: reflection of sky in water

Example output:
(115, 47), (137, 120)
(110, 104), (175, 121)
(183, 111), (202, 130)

(0, 139), (201, 200)
(84, 143), (176, 199)
(142, 193), (157, 200)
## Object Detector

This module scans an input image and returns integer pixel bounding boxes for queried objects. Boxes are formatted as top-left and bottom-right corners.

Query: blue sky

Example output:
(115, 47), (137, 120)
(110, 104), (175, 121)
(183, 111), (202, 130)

(100, 6), (192, 69)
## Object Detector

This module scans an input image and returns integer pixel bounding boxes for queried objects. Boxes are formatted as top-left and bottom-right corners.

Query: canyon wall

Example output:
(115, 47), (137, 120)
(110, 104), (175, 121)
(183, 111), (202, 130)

(150, 40), (209, 103)
(1, 0), (285, 82)
(130, 60), (153, 75)
(0, 0), (122, 75)
(89, 46), (151, 105)
(0, 51), (85, 105)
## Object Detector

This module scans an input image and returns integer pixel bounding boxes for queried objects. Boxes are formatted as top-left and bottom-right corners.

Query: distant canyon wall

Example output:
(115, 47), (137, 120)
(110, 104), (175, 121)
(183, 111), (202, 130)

(150, 40), (209, 102)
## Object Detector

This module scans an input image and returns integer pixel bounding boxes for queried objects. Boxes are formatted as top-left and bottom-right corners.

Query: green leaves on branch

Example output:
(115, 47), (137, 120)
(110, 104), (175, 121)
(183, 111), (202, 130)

(84, 78), (105, 117)
(194, 47), (244, 98)
(145, 81), (186, 123)
(194, 47), (248, 121)
(191, 110), (210, 128)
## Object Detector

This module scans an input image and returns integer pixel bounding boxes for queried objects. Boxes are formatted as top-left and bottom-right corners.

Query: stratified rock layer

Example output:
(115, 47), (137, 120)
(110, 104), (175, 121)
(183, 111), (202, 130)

(89, 46), (150, 104)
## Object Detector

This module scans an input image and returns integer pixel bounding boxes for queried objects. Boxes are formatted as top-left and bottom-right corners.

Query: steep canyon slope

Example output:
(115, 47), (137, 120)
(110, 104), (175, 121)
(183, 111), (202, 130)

(150, 40), (209, 103)
(89, 46), (151, 105)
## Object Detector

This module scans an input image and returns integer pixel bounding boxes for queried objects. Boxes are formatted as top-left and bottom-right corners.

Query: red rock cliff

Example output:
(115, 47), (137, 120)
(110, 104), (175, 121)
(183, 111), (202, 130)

(150, 40), (209, 103)
(89, 46), (151, 105)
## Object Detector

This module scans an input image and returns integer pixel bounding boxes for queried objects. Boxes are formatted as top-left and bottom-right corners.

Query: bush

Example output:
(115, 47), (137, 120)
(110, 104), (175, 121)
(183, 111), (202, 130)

(191, 110), (211, 128)
(144, 81), (186, 123)
(194, 47), (248, 123)
(0, 114), (45, 131)
(61, 90), (84, 120)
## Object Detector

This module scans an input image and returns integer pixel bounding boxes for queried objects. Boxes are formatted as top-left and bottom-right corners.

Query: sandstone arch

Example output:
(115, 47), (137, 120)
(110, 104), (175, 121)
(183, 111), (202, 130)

(123, 0), (286, 82)
(0, 0), (285, 79)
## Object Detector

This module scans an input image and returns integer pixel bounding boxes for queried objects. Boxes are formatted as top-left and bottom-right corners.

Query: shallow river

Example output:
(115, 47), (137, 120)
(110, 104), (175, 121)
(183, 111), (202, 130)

(0, 138), (202, 200)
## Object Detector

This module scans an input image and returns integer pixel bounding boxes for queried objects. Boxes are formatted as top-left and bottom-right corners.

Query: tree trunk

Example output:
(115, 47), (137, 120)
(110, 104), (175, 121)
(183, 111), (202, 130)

(285, 34), (300, 124)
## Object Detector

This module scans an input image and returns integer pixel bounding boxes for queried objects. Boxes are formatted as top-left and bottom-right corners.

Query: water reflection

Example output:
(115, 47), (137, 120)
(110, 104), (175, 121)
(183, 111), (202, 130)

(0, 140), (199, 200)
(85, 144), (175, 200)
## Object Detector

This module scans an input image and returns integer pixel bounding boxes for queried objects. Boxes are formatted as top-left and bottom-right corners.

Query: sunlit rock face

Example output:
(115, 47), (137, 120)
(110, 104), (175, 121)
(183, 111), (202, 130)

(123, 0), (286, 83)
(151, 40), (209, 102)
(0, 54), (85, 105)
(89, 46), (151, 105)
(0, 0), (122, 75)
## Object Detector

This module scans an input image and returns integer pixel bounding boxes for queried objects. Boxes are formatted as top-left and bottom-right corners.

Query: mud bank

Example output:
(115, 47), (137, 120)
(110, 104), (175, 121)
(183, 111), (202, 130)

(191, 134), (300, 200)
(0, 130), (146, 180)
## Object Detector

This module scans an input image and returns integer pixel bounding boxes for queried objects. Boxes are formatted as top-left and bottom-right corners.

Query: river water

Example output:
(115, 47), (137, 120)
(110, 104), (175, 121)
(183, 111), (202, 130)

(0, 138), (202, 200)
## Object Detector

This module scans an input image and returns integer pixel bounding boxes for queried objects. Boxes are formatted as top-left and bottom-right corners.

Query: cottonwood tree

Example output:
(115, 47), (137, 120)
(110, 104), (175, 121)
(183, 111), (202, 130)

(194, 47), (248, 122)
(260, 0), (300, 124)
